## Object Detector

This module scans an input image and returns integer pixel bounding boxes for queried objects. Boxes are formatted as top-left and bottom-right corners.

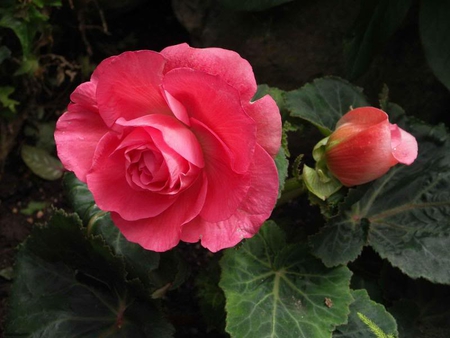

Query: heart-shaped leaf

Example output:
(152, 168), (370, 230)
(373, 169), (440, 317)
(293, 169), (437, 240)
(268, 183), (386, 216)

(285, 77), (369, 135)
(220, 221), (353, 338)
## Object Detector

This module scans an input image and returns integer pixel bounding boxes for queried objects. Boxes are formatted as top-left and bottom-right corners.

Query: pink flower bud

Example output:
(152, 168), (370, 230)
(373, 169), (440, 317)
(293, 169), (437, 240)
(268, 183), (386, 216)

(325, 107), (418, 187)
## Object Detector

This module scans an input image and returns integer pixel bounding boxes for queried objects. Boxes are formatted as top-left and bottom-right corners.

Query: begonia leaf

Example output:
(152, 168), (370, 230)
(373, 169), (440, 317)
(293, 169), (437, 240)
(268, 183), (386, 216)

(254, 84), (288, 119)
(285, 77), (369, 135)
(333, 289), (398, 338)
(275, 145), (289, 197)
(5, 210), (174, 337)
(63, 173), (187, 294)
(195, 257), (226, 332)
(21, 145), (64, 180)
(420, 0), (450, 91)
(344, 0), (413, 80)
(220, 221), (353, 338)
(310, 120), (450, 284)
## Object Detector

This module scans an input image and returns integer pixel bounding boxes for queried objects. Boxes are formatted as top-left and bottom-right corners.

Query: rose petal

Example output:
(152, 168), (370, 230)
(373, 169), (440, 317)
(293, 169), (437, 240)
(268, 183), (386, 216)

(86, 132), (178, 220)
(111, 172), (207, 252)
(181, 145), (278, 252)
(95, 50), (171, 127)
(336, 107), (388, 129)
(245, 94), (281, 158)
(69, 81), (98, 112)
(391, 125), (418, 165)
(163, 68), (256, 173)
(162, 89), (190, 126)
(191, 118), (251, 222)
(55, 105), (109, 182)
(116, 114), (204, 168)
(326, 121), (397, 187)
(161, 43), (257, 102)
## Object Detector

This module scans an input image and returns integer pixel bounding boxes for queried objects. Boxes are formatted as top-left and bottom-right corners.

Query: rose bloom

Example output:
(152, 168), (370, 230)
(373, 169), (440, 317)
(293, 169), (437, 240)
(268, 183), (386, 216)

(324, 107), (418, 187)
(55, 43), (281, 252)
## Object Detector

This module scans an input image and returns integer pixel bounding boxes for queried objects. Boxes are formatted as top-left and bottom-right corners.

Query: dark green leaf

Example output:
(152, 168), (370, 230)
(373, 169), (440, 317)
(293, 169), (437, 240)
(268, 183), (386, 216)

(196, 257), (226, 332)
(219, 0), (293, 12)
(63, 173), (187, 294)
(32, 0), (62, 8)
(275, 146), (289, 198)
(344, 0), (413, 79)
(419, 0), (450, 91)
(285, 77), (369, 135)
(333, 289), (398, 338)
(36, 122), (57, 152)
(310, 120), (450, 284)
(0, 10), (33, 57)
(20, 201), (48, 215)
(0, 45), (11, 64)
(310, 186), (370, 267)
(5, 210), (174, 337)
(0, 86), (19, 112)
(254, 84), (289, 119)
(220, 221), (353, 338)
(21, 145), (64, 180)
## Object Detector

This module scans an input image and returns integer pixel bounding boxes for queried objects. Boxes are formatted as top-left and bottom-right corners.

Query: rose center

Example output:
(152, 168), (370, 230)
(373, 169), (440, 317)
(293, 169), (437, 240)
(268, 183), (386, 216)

(124, 143), (200, 195)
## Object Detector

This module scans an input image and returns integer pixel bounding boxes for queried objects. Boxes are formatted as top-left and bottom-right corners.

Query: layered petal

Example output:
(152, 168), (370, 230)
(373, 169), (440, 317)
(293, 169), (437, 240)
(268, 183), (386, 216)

(161, 43), (257, 102)
(326, 121), (397, 187)
(181, 145), (279, 252)
(163, 68), (256, 173)
(112, 172), (208, 252)
(245, 94), (281, 158)
(95, 50), (171, 127)
(192, 118), (251, 222)
(116, 114), (204, 168)
(86, 132), (178, 220)
(69, 81), (98, 112)
(390, 124), (418, 165)
(55, 105), (109, 182)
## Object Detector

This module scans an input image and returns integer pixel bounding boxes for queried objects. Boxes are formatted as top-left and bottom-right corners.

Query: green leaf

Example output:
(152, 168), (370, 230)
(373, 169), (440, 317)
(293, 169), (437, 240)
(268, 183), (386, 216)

(344, 0), (413, 79)
(196, 257), (226, 332)
(220, 221), (353, 338)
(275, 146), (289, 198)
(36, 122), (57, 152)
(63, 173), (187, 294)
(21, 145), (64, 180)
(20, 200), (48, 215)
(333, 289), (398, 338)
(218, 0), (293, 12)
(420, 0), (450, 91)
(0, 10), (33, 57)
(310, 120), (450, 284)
(285, 77), (369, 135)
(303, 164), (342, 201)
(32, 0), (62, 8)
(309, 186), (370, 267)
(254, 84), (289, 120)
(5, 210), (174, 337)
(0, 86), (19, 112)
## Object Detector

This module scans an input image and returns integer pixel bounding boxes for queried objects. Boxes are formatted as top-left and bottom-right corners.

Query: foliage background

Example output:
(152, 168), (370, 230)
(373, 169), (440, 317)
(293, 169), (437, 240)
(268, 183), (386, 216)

(1, 0), (450, 337)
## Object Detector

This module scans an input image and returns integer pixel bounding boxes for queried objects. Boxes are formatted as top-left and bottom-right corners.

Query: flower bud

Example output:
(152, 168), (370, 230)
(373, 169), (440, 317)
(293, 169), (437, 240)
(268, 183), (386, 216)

(324, 107), (418, 187)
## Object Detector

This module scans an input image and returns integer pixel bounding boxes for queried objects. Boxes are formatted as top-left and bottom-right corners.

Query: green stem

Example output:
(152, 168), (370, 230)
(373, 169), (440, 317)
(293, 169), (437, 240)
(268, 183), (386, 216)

(276, 177), (307, 207)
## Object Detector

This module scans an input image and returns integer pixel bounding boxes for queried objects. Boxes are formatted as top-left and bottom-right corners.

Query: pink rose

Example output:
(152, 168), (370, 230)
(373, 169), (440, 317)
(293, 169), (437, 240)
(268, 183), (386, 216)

(325, 107), (418, 187)
(55, 43), (281, 252)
